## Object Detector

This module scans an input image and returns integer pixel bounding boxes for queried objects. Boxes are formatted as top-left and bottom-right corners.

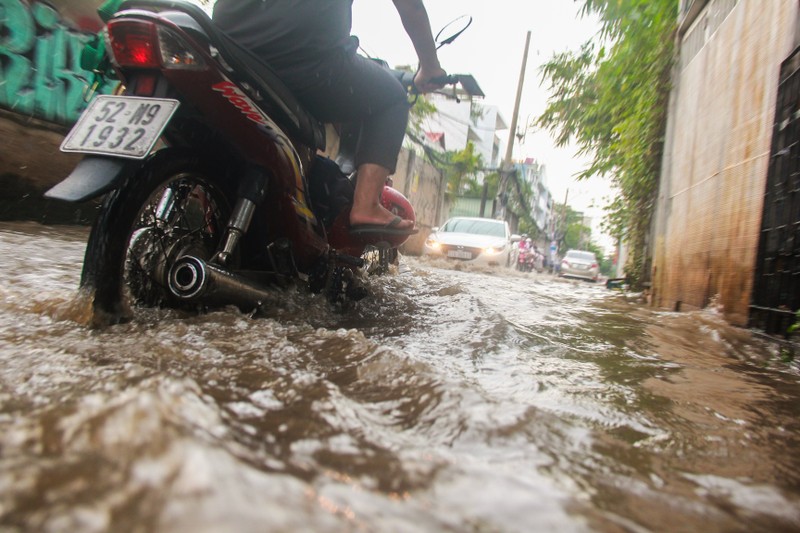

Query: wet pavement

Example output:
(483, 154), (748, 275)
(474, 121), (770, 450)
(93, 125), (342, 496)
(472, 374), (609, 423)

(0, 221), (798, 532)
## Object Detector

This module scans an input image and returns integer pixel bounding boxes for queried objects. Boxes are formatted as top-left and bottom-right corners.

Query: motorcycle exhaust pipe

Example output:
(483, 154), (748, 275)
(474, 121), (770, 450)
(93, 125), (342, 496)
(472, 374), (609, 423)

(168, 255), (274, 311)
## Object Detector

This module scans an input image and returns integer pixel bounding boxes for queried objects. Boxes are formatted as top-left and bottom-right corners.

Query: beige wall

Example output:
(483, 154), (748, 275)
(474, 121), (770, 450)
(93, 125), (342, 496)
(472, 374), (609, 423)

(392, 148), (447, 255)
(652, 0), (799, 324)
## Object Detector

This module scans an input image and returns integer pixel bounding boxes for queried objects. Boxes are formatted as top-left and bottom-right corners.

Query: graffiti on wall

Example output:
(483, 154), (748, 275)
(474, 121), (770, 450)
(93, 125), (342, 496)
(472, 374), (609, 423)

(0, 0), (114, 124)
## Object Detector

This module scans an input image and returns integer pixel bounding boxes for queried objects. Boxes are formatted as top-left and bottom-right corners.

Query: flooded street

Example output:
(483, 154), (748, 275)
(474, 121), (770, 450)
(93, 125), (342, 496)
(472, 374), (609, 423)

(1, 221), (799, 532)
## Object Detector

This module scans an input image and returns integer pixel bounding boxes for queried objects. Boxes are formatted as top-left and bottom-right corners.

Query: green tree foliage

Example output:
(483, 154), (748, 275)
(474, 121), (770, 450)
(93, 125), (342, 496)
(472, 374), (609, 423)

(552, 202), (612, 274)
(553, 203), (586, 251)
(536, 0), (677, 287)
(407, 95), (438, 136)
(443, 142), (484, 196)
(464, 171), (498, 198)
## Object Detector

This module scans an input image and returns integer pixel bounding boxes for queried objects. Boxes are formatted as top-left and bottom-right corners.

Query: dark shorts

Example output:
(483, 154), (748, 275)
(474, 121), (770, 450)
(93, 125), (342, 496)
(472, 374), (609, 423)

(283, 47), (410, 173)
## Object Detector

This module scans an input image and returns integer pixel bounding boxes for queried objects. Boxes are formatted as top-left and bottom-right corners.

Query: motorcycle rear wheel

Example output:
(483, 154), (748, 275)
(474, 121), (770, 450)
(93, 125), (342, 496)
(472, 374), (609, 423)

(81, 151), (234, 325)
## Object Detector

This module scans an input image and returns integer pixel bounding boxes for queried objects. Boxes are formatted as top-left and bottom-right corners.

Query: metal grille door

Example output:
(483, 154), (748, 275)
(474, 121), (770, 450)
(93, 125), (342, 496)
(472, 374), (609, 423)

(750, 46), (800, 335)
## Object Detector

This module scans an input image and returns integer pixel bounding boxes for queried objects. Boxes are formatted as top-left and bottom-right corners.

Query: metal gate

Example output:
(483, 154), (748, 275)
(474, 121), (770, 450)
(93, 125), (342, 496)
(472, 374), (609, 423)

(750, 46), (800, 335)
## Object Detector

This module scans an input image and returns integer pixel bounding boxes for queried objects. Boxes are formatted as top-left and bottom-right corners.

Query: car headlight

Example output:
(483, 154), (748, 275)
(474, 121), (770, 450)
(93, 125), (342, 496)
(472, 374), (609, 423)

(483, 245), (504, 255)
(425, 237), (441, 251)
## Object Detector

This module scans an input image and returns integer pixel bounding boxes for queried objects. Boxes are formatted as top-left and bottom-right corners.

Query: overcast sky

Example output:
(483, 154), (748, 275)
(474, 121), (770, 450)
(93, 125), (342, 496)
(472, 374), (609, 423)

(350, 0), (617, 247)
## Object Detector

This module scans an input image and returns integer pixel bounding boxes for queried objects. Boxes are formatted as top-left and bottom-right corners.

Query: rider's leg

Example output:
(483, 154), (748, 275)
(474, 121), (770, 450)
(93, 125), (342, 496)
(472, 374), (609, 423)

(290, 51), (413, 229)
(350, 163), (413, 229)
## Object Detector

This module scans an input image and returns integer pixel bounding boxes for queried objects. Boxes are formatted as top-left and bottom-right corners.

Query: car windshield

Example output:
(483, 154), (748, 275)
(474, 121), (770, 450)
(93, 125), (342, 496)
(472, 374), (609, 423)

(441, 219), (505, 237)
(566, 251), (596, 262)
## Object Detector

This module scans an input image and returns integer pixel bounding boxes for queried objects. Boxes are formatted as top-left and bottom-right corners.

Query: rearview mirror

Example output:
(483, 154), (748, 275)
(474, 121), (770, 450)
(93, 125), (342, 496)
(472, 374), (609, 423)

(435, 15), (472, 50)
(510, 234), (522, 242)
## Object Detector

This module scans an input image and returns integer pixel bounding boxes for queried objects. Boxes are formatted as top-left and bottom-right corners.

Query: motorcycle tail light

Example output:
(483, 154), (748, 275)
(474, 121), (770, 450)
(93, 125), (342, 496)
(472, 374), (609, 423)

(107, 19), (161, 68)
(157, 26), (206, 70)
(107, 19), (206, 70)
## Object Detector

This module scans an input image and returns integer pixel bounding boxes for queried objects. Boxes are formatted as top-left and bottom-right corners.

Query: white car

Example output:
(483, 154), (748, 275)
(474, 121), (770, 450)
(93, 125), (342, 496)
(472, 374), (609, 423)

(423, 217), (519, 267)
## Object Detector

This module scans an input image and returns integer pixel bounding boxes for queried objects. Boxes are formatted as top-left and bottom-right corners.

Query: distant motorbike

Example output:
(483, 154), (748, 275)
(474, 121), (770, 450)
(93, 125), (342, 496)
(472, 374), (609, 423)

(45, 0), (471, 324)
(516, 247), (543, 273)
(516, 248), (533, 272)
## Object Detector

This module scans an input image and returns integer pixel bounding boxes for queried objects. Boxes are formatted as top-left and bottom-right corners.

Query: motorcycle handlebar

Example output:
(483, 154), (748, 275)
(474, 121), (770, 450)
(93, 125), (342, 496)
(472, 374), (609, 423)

(396, 71), (460, 95)
(429, 74), (460, 86)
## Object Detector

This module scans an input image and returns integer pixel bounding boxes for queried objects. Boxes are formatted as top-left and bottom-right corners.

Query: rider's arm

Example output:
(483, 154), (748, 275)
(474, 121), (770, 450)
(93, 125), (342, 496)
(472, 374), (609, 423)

(391, 0), (446, 93)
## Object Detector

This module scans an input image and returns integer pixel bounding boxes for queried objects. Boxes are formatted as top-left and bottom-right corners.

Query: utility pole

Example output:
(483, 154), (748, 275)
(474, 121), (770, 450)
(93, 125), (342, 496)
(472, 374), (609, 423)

(495, 30), (531, 221)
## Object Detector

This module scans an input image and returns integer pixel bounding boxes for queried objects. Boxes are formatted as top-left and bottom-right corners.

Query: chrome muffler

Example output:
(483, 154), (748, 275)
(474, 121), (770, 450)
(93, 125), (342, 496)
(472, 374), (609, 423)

(168, 255), (274, 311)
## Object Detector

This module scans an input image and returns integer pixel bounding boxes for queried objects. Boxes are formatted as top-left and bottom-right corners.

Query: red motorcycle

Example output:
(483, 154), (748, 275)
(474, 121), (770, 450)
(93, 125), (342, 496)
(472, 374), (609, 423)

(45, 1), (470, 324)
(516, 246), (543, 273)
(516, 248), (532, 272)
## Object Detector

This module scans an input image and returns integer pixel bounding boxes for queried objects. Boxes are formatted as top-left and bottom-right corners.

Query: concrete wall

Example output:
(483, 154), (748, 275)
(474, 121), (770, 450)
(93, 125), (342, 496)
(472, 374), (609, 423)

(651, 0), (799, 325)
(392, 148), (448, 255)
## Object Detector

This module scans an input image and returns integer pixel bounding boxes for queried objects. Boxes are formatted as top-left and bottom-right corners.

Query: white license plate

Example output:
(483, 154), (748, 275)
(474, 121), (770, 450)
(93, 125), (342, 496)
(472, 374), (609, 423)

(61, 95), (179, 159)
(448, 250), (472, 260)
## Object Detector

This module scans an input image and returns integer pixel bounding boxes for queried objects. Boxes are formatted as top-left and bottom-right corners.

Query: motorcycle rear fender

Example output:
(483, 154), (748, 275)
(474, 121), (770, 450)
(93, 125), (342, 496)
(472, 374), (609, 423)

(44, 156), (139, 203)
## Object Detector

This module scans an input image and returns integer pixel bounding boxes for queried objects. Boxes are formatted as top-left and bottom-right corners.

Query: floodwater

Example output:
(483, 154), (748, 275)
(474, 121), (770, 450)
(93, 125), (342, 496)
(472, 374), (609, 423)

(0, 221), (798, 532)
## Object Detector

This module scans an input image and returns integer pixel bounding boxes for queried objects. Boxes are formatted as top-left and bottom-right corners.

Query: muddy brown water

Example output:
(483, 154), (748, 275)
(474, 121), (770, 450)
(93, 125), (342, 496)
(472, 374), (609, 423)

(0, 221), (798, 532)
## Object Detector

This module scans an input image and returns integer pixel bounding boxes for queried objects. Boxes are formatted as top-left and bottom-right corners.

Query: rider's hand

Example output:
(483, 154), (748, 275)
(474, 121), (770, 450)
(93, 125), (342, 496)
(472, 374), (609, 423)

(414, 65), (447, 94)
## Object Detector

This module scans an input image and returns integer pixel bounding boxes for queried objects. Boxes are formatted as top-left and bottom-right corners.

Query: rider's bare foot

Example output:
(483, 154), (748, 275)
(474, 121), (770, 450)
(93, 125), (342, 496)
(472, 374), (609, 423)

(350, 163), (415, 231)
(350, 204), (414, 229)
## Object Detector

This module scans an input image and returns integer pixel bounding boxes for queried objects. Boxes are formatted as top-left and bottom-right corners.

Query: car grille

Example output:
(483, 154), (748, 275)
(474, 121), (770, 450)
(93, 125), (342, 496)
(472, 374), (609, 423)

(442, 244), (483, 260)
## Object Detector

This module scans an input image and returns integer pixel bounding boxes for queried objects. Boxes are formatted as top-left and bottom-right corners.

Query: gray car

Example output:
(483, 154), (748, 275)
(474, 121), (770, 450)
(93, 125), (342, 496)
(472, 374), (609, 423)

(559, 250), (600, 281)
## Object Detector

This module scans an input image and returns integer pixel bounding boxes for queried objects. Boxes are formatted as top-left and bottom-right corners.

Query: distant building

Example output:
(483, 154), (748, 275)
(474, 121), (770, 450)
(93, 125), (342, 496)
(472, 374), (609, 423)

(513, 159), (554, 235)
(401, 88), (509, 224)
(415, 93), (508, 175)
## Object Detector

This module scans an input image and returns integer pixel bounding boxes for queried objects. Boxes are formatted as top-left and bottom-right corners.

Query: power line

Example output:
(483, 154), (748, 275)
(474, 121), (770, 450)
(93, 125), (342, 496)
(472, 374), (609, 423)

(422, 109), (503, 133)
